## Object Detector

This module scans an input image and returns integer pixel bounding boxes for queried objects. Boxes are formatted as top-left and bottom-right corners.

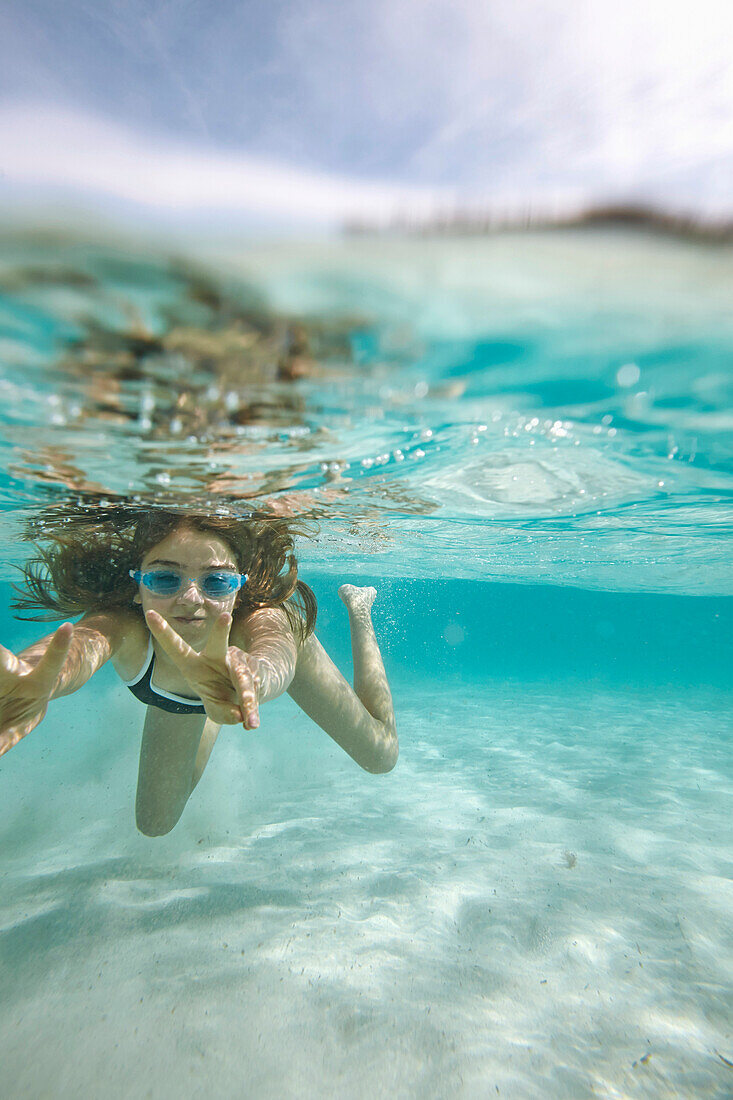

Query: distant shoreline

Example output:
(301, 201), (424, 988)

(0, 202), (731, 249)
(343, 204), (733, 244)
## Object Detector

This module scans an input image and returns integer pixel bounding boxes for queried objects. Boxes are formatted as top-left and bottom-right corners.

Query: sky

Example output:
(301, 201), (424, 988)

(0, 0), (731, 227)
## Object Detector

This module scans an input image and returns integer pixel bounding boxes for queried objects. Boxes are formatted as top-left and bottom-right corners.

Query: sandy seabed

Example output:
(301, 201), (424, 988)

(1, 677), (731, 1099)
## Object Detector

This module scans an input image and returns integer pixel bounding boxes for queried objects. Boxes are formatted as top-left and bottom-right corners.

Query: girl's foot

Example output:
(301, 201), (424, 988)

(338, 584), (377, 612)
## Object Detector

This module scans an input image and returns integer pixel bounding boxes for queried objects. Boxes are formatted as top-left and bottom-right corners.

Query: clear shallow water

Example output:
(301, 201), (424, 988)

(0, 228), (731, 1098)
(2, 614), (731, 1099)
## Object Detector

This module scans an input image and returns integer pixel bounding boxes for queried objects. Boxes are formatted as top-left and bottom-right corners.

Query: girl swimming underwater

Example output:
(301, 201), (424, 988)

(0, 509), (397, 835)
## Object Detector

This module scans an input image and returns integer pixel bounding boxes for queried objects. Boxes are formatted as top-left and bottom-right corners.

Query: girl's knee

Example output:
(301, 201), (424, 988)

(135, 802), (184, 836)
(360, 738), (399, 774)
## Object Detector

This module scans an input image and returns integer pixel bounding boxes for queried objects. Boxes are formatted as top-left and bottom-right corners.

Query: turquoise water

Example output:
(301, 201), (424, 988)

(0, 229), (731, 1098)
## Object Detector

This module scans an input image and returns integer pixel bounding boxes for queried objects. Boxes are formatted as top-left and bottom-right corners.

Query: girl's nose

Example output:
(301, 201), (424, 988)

(177, 578), (205, 603)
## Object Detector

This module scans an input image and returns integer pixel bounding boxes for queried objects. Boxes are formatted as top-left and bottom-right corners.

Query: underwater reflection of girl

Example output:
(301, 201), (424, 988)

(0, 510), (397, 835)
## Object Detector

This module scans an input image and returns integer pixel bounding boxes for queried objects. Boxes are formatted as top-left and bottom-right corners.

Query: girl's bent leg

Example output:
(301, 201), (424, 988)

(287, 585), (397, 773)
(191, 719), (221, 791)
(338, 585), (394, 726)
(135, 708), (210, 836)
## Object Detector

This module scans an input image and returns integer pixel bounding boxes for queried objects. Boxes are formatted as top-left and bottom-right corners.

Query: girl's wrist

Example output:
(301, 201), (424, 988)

(252, 655), (272, 702)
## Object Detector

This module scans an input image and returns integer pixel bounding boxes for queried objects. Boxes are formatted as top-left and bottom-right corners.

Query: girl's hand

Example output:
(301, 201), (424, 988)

(144, 610), (261, 729)
(0, 624), (73, 756)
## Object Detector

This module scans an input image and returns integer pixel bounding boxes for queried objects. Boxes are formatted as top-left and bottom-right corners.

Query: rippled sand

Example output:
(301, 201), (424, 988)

(1, 677), (731, 1099)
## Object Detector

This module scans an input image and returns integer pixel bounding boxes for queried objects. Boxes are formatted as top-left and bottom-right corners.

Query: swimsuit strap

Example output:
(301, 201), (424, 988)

(122, 637), (154, 687)
(124, 637), (206, 715)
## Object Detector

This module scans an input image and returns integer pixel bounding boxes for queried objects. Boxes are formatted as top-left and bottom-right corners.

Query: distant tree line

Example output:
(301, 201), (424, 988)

(343, 203), (733, 243)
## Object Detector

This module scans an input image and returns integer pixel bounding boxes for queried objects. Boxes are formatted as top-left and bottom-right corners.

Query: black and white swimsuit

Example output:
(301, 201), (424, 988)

(123, 639), (206, 715)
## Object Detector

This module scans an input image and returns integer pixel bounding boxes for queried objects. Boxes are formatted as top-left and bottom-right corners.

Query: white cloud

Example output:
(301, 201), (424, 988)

(0, 103), (453, 226)
(275, 0), (733, 213)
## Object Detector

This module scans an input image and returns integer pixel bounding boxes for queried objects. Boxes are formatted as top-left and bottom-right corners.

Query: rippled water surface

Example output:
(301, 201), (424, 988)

(1, 228), (731, 592)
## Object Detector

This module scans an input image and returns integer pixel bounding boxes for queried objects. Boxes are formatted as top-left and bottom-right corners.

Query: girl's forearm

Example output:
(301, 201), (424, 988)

(21, 625), (114, 698)
(251, 642), (297, 703)
(248, 624), (299, 699)
(233, 609), (298, 704)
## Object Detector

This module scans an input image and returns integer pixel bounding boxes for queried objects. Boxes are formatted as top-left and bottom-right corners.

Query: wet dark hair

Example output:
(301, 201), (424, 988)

(13, 507), (317, 640)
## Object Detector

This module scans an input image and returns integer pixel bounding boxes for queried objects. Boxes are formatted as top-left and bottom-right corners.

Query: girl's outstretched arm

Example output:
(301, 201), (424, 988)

(287, 585), (397, 774)
(0, 611), (131, 756)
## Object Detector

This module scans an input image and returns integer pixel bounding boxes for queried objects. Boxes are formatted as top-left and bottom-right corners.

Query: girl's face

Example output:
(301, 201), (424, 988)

(135, 526), (242, 650)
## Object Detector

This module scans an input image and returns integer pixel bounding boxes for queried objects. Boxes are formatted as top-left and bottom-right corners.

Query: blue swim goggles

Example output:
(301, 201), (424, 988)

(129, 568), (248, 599)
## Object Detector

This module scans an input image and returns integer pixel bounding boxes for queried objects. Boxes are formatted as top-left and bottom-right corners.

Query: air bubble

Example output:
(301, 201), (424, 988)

(616, 363), (640, 387)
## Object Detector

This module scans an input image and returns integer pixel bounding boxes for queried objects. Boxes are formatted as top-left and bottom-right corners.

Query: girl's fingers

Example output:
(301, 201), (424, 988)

(145, 613), (245, 724)
(145, 611), (196, 665)
(0, 730), (19, 757)
(230, 659), (259, 729)
(0, 645), (20, 679)
(199, 696), (242, 725)
(0, 710), (45, 755)
(31, 623), (73, 694)
(202, 612), (232, 662)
